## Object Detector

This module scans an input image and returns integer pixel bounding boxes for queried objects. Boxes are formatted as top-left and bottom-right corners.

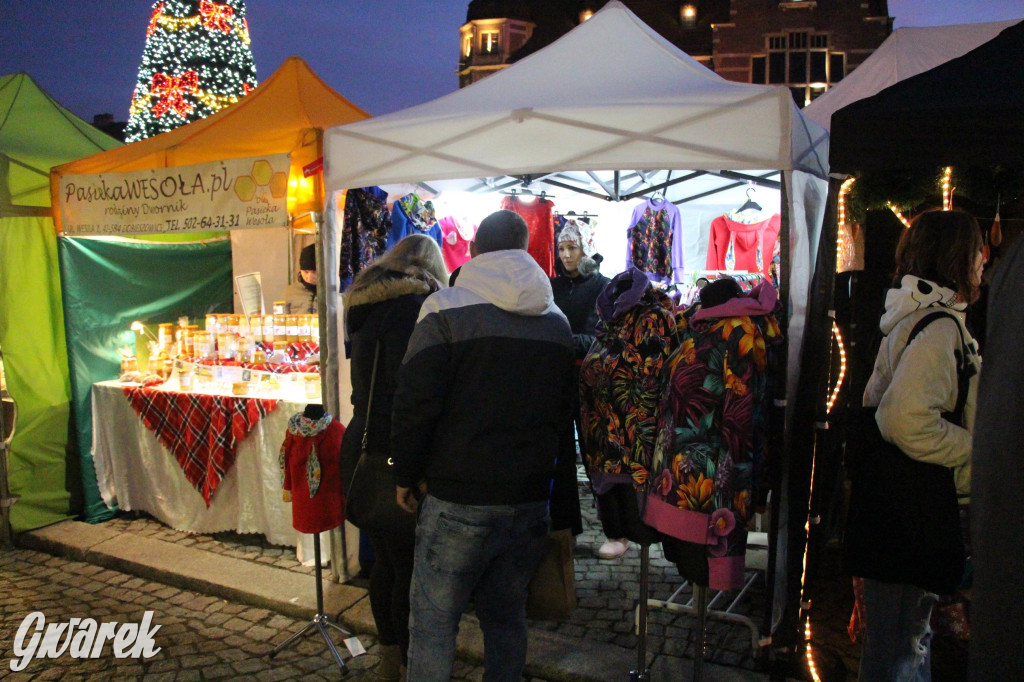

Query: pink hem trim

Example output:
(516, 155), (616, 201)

(642, 494), (712, 544)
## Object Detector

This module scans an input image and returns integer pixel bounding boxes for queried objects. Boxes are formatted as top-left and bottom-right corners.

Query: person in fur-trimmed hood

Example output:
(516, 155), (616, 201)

(339, 233), (448, 681)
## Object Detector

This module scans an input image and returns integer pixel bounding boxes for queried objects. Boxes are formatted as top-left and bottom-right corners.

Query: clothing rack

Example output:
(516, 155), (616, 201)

(554, 210), (599, 218)
(500, 188), (552, 201)
(633, 532), (771, 680)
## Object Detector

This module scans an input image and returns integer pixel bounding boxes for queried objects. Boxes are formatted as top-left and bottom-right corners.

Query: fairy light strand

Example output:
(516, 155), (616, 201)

(942, 167), (954, 211)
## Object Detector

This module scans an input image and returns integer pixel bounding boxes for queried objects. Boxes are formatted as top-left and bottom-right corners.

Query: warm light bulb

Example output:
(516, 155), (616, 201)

(579, 9), (594, 22)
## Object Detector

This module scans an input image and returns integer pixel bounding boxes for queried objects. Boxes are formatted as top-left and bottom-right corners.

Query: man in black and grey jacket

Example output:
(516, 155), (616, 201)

(391, 209), (574, 681)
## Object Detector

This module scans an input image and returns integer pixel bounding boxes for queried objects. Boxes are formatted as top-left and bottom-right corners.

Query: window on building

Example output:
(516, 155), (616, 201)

(480, 30), (501, 54)
(463, 35), (472, 58)
(830, 53), (846, 82)
(757, 32), (845, 106)
(751, 56), (766, 84)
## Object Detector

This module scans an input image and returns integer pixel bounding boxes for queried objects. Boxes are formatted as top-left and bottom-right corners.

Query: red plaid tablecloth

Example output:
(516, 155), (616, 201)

(122, 386), (278, 507)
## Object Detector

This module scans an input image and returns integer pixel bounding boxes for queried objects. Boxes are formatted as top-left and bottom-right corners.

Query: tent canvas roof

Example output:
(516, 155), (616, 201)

(51, 56), (368, 182)
(803, 19), (1020, 131)
(0, 73), (121, 214)
(829, 19), (1024, 174)
(324, 0), (828, 192)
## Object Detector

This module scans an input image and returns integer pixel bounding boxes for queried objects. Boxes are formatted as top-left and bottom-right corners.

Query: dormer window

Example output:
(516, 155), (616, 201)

(480, 30), (501, 54)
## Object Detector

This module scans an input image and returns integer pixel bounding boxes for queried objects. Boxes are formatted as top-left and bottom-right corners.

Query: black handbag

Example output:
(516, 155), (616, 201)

(344, 341), (415, 534)
(843, 311), (970, 595)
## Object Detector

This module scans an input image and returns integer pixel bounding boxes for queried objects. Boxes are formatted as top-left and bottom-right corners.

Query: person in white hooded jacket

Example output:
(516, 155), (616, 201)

(391, 209), (575, 681)
(857, 209), (984, 682)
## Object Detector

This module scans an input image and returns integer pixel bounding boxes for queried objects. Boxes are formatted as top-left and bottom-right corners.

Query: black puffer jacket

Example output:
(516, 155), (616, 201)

(340, 267), (435, 483)
(551, 271), (610, 359)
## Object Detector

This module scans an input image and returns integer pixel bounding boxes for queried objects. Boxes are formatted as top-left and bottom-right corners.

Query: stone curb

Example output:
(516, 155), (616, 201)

(18, 520), (768, 681)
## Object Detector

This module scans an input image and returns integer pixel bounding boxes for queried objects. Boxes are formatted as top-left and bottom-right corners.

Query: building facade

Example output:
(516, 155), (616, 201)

(459, 0), (891, 106)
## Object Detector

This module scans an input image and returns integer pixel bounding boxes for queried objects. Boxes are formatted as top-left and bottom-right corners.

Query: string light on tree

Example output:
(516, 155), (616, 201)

(887, 202), (911, 228)
(125, 0), (257, 142)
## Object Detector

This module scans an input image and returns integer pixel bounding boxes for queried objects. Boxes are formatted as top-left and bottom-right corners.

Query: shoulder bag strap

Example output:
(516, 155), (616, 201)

(361, 340), (381, 451)
(904, 310), (970, 426)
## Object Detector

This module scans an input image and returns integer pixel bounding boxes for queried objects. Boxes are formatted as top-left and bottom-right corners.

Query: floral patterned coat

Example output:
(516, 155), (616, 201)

(643, 283), (781, 590)
(579, 268), (679, 496)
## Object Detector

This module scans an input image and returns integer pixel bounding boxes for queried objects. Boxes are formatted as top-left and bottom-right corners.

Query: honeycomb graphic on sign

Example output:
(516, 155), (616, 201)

(234, 158), (288, 202)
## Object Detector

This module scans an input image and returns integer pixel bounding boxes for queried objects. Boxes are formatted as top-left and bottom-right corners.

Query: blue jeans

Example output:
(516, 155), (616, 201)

(407, 495), (549, 682)
(859, 579), (938, 682)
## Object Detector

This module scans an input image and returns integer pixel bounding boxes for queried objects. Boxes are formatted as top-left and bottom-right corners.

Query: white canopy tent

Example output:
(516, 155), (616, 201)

(322, 0), (830, 650)
(804, 19), (1020, 131)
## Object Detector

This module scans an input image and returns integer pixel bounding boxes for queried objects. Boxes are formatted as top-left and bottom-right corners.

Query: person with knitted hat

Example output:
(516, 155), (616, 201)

(281, 243), (318, 314)
(549, 220), (622, 555)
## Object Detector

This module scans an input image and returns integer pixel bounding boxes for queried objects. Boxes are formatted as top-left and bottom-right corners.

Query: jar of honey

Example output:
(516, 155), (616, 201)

(217, 333), (237, 360)
(194, 332), (214, 360)
(205, 313), (219, 336)
(249, 314), (263, 343)
(158, 323), (174, 349)
(286, 315), (299, 343)
(273, 301), (287, 315)
(262, 314), (276, 344)
(298, 315), (312, 342)
(273, 314), (287, 340)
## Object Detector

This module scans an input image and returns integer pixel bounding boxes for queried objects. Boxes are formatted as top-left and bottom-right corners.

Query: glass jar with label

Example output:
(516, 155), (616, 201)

(304, 373), (321, 400)
(262, 314), (276, 344)
(179, 367), (194, 392)
(237, 337), (252, 362)
(224, 314), (239, 336)
(217, 333), (237, 360)
(249, 314), (263, 343)
(158, 323), (174, 350)
(286, 315), (299, 343)
(273, 301), (287, 315)
(310, 314), (319, 344)
(274, 315), (287, 341)
(298, 315), (312, 342)
(194, 332), (214, 360)
(205, 314), (219, 337)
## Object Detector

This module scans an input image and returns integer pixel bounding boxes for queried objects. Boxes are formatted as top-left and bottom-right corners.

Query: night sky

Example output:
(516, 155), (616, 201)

(1, 0), (1021, 123)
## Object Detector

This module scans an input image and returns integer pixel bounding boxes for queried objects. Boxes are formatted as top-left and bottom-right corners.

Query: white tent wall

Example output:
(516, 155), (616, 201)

(321, 0), (831, 660)
(320, 190), (358, 578)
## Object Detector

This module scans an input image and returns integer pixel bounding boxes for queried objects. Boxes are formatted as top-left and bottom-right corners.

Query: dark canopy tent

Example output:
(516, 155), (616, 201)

(827, 18), (1024, 681)
(829, 19), (1024, 174)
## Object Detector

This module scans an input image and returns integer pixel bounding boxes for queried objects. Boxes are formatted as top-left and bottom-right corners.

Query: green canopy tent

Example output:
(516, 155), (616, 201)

(0, 73), (121, 532)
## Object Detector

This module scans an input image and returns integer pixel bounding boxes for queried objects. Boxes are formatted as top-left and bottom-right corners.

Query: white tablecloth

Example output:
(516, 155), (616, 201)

(91, 380), (314, 549)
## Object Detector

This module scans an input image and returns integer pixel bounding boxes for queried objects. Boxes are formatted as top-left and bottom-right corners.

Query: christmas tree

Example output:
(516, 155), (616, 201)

(125, 0), (258, 142)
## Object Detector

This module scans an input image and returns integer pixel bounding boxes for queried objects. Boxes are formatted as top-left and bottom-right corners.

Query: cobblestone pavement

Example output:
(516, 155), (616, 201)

(89, 471), (769, 674)
(0, 547), (497, 681)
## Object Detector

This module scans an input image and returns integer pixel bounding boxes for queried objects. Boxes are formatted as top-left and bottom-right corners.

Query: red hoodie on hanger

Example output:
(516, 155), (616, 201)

(706, 212), (781, 278)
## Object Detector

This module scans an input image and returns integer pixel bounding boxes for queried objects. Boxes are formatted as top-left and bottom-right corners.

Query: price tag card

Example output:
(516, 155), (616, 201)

(343, 636), (366, 657)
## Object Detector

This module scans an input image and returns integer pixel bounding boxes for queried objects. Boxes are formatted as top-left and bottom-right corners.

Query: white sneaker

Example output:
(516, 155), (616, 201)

(597, 538), (631, 560)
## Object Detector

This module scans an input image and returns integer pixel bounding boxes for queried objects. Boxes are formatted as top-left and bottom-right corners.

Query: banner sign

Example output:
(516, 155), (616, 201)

(59, 154), (292, 236)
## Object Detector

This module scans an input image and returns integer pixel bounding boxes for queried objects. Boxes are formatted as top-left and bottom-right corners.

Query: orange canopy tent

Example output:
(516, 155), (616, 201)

(46, 59), (369, 574)
(51, 56), (369, 232)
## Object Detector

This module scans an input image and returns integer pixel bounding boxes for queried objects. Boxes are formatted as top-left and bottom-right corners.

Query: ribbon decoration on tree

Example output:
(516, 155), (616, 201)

(200, 0), (235, 33)
(147, 3), (165, 37)
(150, 71), (199, 118)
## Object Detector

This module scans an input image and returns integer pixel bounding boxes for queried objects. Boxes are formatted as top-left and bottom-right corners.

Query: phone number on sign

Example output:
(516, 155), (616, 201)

(166, 214), (240, 231)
